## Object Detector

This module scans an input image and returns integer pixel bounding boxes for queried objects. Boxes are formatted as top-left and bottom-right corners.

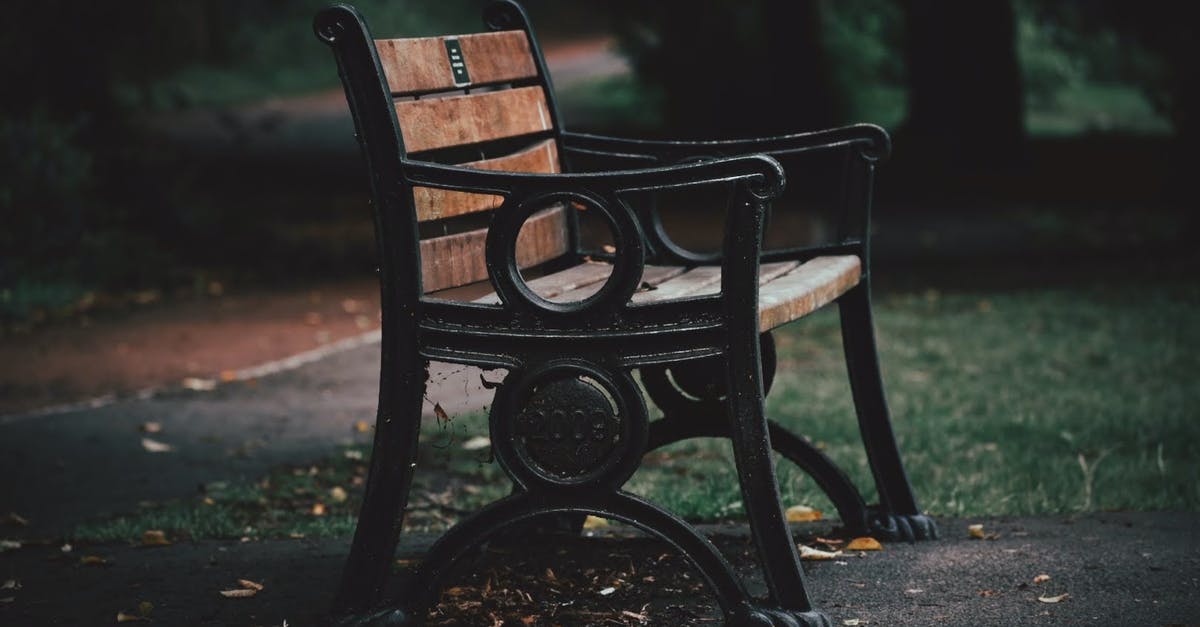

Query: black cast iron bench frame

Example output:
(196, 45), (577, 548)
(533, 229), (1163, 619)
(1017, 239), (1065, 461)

(316, 2), (936, 625)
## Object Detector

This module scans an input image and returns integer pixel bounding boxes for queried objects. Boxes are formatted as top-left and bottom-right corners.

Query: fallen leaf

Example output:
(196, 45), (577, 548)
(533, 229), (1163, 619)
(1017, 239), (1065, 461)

(461, 436), (491, 451)
(969, 521), (998, 535)
(622, 610), (649, 622)
(238, 579), (264, 591)
(138, 422), (162, 434)
(116, 611), (150, 622)
(845, 537), (883, 551)
(343, 449), (363, 460)
(141, 438), (175, 453)
(80, 555), (108, 566)
(798, 544), (842, 560)
(598, 586), (616, 596)
(1033, 574), (1051, 584)
(978, 589), (999, 597)
(60, 543), (72, 553)
(2, 580), (19, 590)
(0, 540), (19, 552)
(353, 420), (371, 433)
(1038, 593), (1069, 604)
(2, 512), (29, 527)
(843, 619), (863, 626)
(219, 588), (257, 598)
(311, 503), (327, 516)
(219, 370), (237, 383)
(433, 403), (449, 424)
(601, 244), (617, 254)
(904, 588), (924, 594)
(785, 505), (823, 523)
(582, 515), (609, 529)
(141, 530), (171, 546)
(329, 487), (348, 503)
(181, 377), (216, 391)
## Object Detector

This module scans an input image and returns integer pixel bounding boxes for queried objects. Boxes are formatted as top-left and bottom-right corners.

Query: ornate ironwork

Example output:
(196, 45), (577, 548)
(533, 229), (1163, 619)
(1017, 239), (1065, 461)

(314, 2), (937, 625)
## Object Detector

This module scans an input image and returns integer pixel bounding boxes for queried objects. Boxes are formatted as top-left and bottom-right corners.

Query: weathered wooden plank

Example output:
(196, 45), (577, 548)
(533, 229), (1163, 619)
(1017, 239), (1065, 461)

(552, 264), (687, 303)
(395, 86), (551, 153)
(420, 206), (567, 293)
(757, 256), (861, 331)
(630, 261), (798, 304)
(472, 261), (612, 304)
(413, 139), (559, 222)
(376, 30), (537, 95)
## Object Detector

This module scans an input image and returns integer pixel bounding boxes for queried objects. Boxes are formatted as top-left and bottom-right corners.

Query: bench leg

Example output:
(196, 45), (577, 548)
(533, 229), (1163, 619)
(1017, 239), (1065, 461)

(646, 414), (871, 537)
(332, 358), (427, 617)
(723, 337), (831, 625)
(838, 283), (938, 541)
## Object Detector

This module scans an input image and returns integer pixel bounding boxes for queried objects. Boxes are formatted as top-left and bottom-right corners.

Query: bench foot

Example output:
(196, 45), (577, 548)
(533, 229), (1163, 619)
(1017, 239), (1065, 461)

(868, 509), (939, 542)
(742, 607), (835, 627)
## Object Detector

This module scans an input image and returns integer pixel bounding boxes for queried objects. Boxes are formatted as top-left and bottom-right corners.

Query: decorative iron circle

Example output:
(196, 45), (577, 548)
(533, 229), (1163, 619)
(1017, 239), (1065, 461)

(490, 360), (648, 490)
(485, 191), (645, 315)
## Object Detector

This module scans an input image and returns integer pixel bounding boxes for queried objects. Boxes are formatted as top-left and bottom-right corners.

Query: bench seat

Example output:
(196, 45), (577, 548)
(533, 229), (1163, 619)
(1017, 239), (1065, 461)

(453, 255), (861, 332)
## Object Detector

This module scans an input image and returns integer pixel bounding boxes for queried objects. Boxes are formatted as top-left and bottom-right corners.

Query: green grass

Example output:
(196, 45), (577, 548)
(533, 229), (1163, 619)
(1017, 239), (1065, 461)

(71, 281), (1200, 542)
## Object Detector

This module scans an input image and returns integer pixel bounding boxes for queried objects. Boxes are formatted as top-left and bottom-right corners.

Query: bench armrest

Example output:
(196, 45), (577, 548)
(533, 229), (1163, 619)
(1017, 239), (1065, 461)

(401, 152), (785, 199)
(560, 123), (890, 165)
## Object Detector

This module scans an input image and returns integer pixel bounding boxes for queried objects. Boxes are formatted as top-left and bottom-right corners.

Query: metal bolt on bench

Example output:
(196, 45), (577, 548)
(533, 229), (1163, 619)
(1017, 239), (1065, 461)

(315, 2), (937, 624)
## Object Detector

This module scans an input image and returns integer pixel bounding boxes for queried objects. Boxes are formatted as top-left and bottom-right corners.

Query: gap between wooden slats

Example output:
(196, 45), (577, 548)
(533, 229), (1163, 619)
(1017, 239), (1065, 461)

(757, 256), (862, 331)
(396, 86), (551, 153)
(376, 30), (537, 95)
(420, 206), (567, 293)
(413, 139), (559, 222)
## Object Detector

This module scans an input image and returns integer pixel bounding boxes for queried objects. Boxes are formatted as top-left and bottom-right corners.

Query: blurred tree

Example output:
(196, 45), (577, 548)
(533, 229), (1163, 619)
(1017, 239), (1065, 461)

(902, 0), (1026, 168)
(610, 0), (839, 138)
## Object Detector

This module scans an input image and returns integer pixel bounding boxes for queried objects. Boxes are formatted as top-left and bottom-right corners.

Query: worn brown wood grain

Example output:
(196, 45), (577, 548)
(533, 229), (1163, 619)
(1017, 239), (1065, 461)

(756, 255), (861, 331)
(413, 139), (560, 222)
(376, 30), (537, 95)
(419, 206), (567, 293)
(395, 86), (551, 153)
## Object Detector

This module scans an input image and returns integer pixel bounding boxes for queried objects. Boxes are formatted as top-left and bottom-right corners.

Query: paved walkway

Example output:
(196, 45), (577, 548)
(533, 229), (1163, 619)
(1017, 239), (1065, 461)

(2, 342), (1199, 625)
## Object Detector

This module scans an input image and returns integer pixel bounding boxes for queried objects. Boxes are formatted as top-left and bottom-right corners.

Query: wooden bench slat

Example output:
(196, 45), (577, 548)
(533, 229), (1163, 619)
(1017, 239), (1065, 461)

(472, 261), (612, 304)
(396, 86), (552, 153)
(414, 139), (559, 222)
(629, 261), (798, 304)
(757, 256), (862, 331)
(376, 30), (538, 95)
(420, 206), (567, 293)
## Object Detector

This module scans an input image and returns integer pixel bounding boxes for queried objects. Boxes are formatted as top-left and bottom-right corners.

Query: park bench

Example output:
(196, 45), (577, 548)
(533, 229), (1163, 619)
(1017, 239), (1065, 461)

(315, 2), (937, 624)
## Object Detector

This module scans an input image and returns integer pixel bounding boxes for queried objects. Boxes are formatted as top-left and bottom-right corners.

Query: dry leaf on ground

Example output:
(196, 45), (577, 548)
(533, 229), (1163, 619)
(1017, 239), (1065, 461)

(1033, 574), (1051, 584)
(583, 515), (609, 530)
(1038, 593), (1069, 603)
(116, 611), (150, 622)
(140, 438), (175, 453)
(2, 512), (29, 527)
(0, 540), (20, 552)
(181, 377), (216, 391)
(141, 530), (171, 546)
(329, 487), (348, 503)
(219, 588), (257, 598)
(80, 555), (108, 566)
(353, 420), (371, 433)
(2, 580), (19, 590)
(785, 505), (823, 523)
(311, 503), (327, 516)
(238, 579), (264, 591)
(845, 537), (883, 551)
(798, 544), (842, 560)
(461, 436), (491, 451)
(138, 422), (162, 434)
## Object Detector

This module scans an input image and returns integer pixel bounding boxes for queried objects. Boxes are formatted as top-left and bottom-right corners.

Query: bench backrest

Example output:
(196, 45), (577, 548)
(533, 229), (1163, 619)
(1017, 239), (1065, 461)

(374, 26), (569, 293)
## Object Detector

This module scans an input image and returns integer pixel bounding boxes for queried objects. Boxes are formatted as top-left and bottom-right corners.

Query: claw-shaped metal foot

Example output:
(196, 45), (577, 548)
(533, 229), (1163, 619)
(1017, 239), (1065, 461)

(867, 509), (939, 541)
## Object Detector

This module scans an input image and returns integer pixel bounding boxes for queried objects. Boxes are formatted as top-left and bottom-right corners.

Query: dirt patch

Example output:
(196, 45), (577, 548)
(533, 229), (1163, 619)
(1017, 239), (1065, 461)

(0, 279), (380, 415)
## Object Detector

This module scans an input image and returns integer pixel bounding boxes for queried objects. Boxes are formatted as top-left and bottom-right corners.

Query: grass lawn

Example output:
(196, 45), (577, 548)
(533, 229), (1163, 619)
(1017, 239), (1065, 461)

(72, 280), (1200, 542)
